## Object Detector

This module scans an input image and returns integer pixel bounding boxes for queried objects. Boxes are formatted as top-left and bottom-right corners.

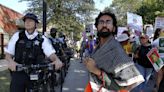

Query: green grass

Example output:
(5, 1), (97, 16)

(0, 70), (10, 92)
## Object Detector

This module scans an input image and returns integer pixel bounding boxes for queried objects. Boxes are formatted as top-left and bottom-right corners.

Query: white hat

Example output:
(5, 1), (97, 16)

(117, 33), (129, 42)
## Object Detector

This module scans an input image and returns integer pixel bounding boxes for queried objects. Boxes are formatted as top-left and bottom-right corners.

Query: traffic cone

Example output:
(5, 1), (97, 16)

(84, 82), (93, 92)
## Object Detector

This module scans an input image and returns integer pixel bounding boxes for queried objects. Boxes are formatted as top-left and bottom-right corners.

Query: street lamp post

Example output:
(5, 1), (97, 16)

(43, 0), (47, 35)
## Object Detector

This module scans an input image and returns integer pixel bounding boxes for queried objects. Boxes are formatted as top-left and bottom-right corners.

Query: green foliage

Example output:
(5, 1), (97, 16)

(155, 11), (164, 17)
(19, 0), (97, 40)
(106, 0), (164, 26)
(109, 0), (142, 26)
(137, 0), (164, 24)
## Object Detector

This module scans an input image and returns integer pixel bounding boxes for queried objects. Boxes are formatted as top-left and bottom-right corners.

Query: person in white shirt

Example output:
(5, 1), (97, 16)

(5, 13), (63, 92)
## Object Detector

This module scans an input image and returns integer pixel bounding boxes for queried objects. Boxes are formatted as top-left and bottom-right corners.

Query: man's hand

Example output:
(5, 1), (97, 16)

(5, 53), (18, 71)
(8, 60), (18, 71)
(51, 60), (63, 70)
(84, 57), (101, 76)
(49, 53), (63, 70)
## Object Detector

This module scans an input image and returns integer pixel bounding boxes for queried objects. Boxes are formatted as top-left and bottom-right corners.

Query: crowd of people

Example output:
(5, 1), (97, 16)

(115, 26), (164, 92)
(80, 12), (164, 92)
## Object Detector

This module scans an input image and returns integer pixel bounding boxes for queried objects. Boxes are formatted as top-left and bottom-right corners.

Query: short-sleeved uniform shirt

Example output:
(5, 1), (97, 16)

(5, 30), (56, 57)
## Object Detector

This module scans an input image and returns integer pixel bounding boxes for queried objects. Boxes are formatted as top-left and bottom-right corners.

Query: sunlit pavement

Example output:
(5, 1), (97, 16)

(0, 59), (8, 72)
(61, 58), (89, 92)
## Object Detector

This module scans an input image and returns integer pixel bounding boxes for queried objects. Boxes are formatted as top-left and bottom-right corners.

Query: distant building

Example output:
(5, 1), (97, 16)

(0, 3), (23, 35)
(0, 3), (23, 56)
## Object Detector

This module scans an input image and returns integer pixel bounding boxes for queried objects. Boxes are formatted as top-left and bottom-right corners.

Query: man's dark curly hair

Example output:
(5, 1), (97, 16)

(94, 12), (118, 35)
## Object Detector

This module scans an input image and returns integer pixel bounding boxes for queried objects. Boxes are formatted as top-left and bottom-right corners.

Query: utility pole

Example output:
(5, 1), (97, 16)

(43, 0), (47, 35)
(1, 34), (4, 58)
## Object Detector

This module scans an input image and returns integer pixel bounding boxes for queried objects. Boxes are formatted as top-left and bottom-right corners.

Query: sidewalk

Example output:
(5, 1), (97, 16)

(62, 58), (89, 92)
(0, 59), (8, 71)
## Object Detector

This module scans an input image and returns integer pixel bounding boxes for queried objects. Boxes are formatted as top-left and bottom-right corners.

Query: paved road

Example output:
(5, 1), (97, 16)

(62, 58), (89, 92)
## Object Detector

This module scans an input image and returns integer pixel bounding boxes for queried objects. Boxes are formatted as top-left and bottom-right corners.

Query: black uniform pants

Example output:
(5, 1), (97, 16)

(10, 71), (30, 92)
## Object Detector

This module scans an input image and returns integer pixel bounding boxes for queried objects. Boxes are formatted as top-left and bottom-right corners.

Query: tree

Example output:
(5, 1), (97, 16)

(136, 0), (164, 24)
(109, 0), (142, 26)
(19, 0), (97, 41)
(104, 0), (164, 26)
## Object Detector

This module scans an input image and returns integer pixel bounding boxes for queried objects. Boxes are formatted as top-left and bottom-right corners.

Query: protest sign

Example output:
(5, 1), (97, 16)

(159, 37), (164, 61)
(154, 17), (164, 30)
(147, 48), (164, 72)
(127, 12), (143, 32)
(144, 24), (154, 37)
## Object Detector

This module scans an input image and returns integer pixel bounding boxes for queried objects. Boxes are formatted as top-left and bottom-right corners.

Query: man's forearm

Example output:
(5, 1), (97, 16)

(5, 53), (14, 63)
(49, 53), (60, 64)
(49, 53), (63, 70)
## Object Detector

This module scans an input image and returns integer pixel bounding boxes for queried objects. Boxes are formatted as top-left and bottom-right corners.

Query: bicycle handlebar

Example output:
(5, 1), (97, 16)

(16, 63), (54, 72)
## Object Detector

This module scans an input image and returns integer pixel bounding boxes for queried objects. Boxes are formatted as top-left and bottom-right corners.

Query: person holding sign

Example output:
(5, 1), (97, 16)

(133, 34), (154, 92)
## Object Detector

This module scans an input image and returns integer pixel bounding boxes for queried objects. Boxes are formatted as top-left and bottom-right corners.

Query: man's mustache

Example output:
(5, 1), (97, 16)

(100, 27), (110, 32)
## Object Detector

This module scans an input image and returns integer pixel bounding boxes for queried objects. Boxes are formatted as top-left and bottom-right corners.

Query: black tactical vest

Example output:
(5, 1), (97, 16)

(49, 38), (63, 56)
(14, 31), (45, 65)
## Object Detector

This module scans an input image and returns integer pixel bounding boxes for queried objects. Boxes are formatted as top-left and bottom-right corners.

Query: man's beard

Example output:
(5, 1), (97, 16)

(97, 27), (112, 38)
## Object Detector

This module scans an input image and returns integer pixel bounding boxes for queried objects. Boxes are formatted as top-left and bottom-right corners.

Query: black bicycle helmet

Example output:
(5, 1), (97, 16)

(23, 13), (39, 23)
(50, 28), (57, 38)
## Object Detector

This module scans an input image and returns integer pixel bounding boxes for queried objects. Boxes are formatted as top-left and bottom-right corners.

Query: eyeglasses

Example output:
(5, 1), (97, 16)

(98, 20), (113, 25)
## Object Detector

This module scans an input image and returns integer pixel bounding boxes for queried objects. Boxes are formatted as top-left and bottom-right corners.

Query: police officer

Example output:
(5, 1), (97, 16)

(58, 32), (67, 48)
(5, 13), (63, 92)
(50, 27), (57, 39)
(49, 27), (63, 56)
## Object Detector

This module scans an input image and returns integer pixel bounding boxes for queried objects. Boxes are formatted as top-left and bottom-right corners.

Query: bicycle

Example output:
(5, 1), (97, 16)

(16, 62), (56, 92)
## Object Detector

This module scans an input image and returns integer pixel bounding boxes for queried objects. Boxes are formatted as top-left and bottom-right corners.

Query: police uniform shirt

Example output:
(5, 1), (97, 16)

(5, 30), (56, 57)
